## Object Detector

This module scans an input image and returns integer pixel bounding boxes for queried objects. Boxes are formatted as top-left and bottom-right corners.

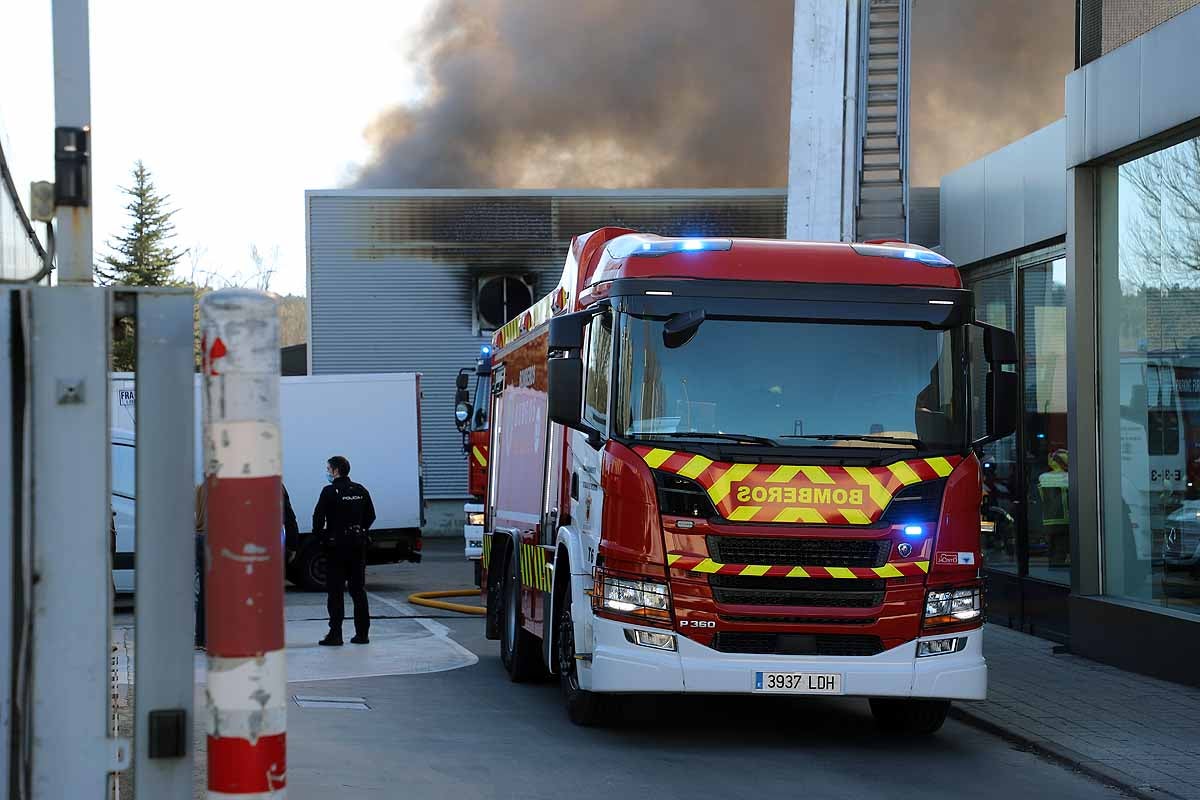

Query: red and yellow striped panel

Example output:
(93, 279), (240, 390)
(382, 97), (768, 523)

(472, 443), (489, 468)
(667, 552), (929, 579)
(636, 446), (960, 525)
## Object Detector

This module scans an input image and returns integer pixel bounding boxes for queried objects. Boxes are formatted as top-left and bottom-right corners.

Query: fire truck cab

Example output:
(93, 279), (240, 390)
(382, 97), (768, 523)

(480, 228), (1017, 733)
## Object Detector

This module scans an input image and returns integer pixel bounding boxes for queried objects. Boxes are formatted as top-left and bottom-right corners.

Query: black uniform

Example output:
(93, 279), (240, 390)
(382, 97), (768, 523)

(282, 484), (300, 554)
(312, 476), (377, 640)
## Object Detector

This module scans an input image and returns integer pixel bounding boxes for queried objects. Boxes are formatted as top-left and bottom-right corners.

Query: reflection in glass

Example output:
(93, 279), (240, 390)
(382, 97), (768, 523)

(1023, 259), (1070, 584)
(1099, 135), (1200, 616)
(968, 271), (1018, 573)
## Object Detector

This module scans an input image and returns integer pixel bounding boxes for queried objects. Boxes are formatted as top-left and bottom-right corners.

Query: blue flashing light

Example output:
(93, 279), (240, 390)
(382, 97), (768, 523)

(607, 234), (734, 259)
(851, 243), (954, 267)
(480, 344), (492, 356)
(1036, 433), (1046, 439)
(903, 525), (924, 538)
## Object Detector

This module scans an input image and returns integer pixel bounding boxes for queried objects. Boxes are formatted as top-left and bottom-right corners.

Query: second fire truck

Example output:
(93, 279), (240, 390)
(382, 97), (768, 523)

(480, 228), (1017, 733)
(455, 345), (493, 585)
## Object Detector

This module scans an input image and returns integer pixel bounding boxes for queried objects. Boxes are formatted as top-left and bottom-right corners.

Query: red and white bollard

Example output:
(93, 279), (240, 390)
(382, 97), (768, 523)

(200, 289), (286, 798)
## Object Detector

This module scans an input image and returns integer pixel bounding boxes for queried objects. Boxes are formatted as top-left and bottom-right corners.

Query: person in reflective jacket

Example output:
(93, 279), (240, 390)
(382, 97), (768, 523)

(312, 455), (376, 646)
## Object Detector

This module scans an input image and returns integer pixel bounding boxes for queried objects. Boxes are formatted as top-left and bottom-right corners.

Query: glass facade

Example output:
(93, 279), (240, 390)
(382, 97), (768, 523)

(966, 248), (1070, 597)
(1099, 135), (1200, 617)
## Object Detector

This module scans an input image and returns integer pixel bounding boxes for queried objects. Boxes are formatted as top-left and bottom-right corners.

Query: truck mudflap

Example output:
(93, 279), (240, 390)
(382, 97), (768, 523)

(580, 615), (985, 700)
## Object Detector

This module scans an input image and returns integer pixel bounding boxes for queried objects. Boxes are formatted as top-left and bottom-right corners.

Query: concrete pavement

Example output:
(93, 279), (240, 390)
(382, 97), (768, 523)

(954, 624), (1200, 800)
(116, 540), (1143, 799)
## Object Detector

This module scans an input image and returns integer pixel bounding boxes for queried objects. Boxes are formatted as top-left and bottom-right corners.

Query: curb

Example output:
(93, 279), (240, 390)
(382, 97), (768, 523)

(950, 706), (1182, 800)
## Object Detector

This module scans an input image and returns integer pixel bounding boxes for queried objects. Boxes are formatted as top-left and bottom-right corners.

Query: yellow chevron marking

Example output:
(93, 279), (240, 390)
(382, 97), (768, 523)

(840, 508), (872, 525)
(773, 508), (805, 523)
(472, 446), (488, 468)
(740, 564), (770, 577)
(766, 465), (803, 483)
(925, 457), (954, 478)
(799, 466), (835, 485)
(667, 553), (682, 566)
(786, 566), (810, 578)
(873, 564), (904, 578)
(707, 463), (756, 505)
(826, 567), (856, 579)
(888, 461), (923, 486)
(692, 558), (724, 574)
(798, 508), (827, 524)
(643, 448), (675, 469)
(727, 505), (761, 522)
(916, 560), (930, 573)
(678, 454), (714, 480)
(845, 466), (893, 510)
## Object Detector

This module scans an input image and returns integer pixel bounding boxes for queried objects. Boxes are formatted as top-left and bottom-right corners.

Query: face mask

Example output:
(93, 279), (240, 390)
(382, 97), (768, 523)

(326, 472), (335, 484)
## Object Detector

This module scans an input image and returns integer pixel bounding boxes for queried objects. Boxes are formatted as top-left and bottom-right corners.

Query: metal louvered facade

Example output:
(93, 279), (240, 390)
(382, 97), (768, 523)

(306, 189), (786, 502)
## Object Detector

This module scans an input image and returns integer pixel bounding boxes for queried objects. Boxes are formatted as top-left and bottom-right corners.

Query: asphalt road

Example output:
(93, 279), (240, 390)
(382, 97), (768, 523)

(275, 540), (1131, 800)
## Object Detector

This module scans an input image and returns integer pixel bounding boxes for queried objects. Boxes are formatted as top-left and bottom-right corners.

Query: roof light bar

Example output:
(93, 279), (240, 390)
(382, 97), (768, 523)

(607, 234), (733, 259)
(851, 243), (954, 267)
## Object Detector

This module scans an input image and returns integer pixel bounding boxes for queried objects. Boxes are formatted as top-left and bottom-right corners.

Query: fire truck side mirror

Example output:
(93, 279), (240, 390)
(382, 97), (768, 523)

(548, 356), (583, 426)
(987, 371), (1018, 441)
(549, 311), (589, 351)
(548, 356), (603, 448)
(974, 322), (1019, 444)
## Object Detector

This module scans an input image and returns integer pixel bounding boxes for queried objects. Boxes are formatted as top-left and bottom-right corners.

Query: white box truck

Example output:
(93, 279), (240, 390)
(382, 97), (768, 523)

(109, 372), (425, 592)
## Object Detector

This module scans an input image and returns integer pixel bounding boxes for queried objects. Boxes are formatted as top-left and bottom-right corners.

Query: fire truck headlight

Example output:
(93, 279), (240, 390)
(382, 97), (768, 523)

(595, 573), (672, 623)
(923, 587), (981, 627)
(467, 512), (485, 526)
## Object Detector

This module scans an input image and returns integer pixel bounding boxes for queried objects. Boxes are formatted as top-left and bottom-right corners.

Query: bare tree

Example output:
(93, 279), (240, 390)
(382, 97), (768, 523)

(1121, 138), (1200, 293)
(247, 244), (280, 292)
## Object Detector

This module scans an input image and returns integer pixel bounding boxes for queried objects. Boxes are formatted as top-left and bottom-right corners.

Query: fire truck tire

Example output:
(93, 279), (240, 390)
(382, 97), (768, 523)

(868, 698), (950, 735)
(555, 587), (608, 726)
(500, 547), (543, 682)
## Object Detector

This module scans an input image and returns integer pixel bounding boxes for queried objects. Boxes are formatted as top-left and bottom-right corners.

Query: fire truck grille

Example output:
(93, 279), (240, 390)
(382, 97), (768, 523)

(707, 536), (891, 568)
(712, 633), (884, 657)
(708, 576), (886, 608)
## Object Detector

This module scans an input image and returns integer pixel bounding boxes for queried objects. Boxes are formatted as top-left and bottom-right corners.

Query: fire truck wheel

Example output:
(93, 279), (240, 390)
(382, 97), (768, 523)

(868, 698), (950, 735)
(500, 547), (543, 682)
(556, 587), (608, 726)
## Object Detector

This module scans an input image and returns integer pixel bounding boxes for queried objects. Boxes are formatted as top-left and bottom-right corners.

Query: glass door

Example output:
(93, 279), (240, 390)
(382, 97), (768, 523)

(966, 251), (1071, 641)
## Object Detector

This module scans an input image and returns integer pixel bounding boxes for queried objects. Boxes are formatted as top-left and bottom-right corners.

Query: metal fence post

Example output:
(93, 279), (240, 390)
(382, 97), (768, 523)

(199, 289), (286, 798)
(133, 288), (196, 798)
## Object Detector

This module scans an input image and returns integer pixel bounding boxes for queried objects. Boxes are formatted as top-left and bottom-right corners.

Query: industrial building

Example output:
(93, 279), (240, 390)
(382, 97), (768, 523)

(305, 189), (786, 531)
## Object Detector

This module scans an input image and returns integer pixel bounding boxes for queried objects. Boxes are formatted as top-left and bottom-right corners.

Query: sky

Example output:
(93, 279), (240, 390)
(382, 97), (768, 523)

(1, 0), (434, 296)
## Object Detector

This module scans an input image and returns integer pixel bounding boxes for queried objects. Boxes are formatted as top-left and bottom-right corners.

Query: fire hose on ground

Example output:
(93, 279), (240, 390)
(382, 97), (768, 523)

(407, 589), (487, 615)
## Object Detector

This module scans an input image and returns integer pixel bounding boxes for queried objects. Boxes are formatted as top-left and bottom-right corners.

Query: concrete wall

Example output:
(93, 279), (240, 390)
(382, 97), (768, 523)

(939, 119), (1067, 267)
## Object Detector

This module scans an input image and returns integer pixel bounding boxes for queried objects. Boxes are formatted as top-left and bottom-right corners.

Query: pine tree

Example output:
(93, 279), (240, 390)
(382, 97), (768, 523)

(101, 161), (189, 370)
(97, 161), (186, 286)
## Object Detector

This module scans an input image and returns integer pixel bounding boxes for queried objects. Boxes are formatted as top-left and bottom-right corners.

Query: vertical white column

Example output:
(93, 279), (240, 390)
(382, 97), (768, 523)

(787, 0), (854, 242)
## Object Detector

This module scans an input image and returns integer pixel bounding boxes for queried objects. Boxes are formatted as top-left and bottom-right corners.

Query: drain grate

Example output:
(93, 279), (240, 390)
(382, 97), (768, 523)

(292, 695), (370, 711)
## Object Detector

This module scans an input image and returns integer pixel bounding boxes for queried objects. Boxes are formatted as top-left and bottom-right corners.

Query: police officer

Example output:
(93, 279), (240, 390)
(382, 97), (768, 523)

(313, 455), (376, 646)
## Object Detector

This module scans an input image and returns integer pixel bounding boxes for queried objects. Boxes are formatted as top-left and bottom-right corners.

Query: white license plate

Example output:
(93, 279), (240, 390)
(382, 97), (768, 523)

(754, 671), (843, 694)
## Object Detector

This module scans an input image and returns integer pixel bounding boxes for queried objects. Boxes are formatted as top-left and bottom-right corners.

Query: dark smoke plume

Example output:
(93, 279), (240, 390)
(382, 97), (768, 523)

(352, 0), (1074, 191)
(352, 0), (795, 189)
(909, 0), (1074, 185)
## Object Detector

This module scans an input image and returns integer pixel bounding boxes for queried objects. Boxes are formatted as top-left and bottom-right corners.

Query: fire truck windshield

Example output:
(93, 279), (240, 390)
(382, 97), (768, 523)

(615, 314), (967, 452)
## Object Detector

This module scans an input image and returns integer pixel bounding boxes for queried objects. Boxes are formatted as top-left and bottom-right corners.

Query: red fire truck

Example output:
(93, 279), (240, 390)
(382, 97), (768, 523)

(480, 228), (1017, 733)
(455, 345), (493, 585)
